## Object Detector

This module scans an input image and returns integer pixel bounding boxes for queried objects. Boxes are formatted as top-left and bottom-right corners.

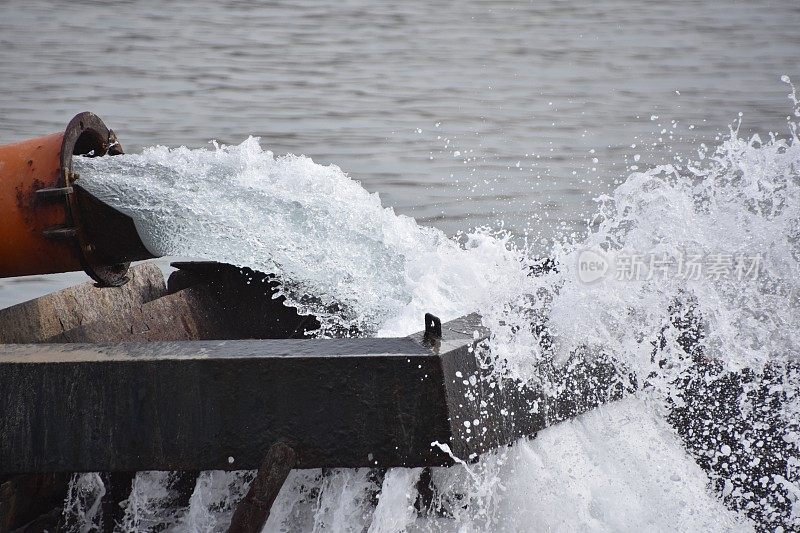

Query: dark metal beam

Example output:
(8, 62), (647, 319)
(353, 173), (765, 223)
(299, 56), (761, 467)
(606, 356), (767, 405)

(0, 312), (628, 476)
(0, 314), (549, 474)
(0, 262), (166, 344)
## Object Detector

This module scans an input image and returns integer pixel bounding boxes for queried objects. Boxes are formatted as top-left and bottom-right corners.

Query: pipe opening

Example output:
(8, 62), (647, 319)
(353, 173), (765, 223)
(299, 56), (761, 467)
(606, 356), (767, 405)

(60, 112), (112, 178)
(72, 129), (106, 159)
(58, 112), (136, 286)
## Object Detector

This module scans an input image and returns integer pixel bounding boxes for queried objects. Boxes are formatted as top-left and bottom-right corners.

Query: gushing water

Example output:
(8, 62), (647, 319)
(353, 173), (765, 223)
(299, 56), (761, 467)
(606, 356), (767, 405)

(77, 140), (522, 338)
(69, 83), (800, 531)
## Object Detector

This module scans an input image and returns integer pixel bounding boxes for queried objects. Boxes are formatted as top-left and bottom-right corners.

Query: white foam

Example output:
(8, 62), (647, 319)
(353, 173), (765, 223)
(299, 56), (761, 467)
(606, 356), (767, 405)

(259, 398), (750, 532)
(75, 140), (523, 337)
(68, 83), (800, 530)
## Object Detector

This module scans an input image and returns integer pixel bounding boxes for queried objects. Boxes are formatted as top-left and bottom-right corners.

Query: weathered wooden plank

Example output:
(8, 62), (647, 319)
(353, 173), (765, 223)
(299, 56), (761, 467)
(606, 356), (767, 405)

(36, 261), (317, 344)
(227, 442), (298, 533)
(46, 286), (224, 343)
(0, 262), (166, 343)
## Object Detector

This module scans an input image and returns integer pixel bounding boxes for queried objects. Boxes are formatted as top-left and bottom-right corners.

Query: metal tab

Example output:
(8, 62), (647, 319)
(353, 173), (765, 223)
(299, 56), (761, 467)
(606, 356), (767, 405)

(35, 186), (73, 200)
(42, 225), (77, 239)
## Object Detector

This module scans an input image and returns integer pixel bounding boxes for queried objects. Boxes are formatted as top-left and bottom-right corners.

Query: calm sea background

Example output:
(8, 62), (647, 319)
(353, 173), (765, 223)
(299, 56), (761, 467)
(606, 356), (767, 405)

(1, 0), (798, 307)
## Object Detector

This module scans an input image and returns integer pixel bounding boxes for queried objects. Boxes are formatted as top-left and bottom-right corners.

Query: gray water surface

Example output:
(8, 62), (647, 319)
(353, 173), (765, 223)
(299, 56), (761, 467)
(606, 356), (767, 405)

(1, 0), (798, 306)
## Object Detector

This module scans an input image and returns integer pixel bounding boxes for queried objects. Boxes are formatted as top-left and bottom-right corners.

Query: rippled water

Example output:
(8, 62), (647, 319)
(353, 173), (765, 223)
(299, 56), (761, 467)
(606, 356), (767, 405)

(1, 0), (798, 235)
(1, 0), (798, 305)
(1, 0), (799, 305)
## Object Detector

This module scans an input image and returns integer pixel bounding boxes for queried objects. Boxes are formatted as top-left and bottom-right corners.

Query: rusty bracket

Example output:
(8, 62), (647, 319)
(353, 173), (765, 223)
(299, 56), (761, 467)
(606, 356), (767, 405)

(35, 186), (74, 201)
(38, 180), (80, 242)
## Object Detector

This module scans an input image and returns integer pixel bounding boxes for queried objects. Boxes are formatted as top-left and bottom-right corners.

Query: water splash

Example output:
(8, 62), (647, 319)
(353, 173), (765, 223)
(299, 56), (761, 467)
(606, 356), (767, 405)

(76, 142), (522, 337)
(62, 473), (106, 532)
(69, 82), (800, 531)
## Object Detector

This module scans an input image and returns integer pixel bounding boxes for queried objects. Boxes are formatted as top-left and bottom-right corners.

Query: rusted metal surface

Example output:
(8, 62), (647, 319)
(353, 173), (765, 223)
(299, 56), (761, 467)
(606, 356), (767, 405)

(0, 130), (80, 277)
(0, 112), (155, 285)
(227, 442), (298, 533)
(59, 112), (154, 286)
(0, 262), (166, 344)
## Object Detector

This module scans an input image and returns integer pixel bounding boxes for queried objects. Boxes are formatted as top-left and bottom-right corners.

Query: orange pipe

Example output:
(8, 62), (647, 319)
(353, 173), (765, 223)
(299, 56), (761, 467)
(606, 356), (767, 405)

(0, 132), (83, 277)
(0, 112), (154, 286)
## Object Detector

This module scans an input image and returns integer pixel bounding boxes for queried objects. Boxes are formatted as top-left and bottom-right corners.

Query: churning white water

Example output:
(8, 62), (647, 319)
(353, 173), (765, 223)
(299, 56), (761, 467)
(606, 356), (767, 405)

(70, 84), (800, 531)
